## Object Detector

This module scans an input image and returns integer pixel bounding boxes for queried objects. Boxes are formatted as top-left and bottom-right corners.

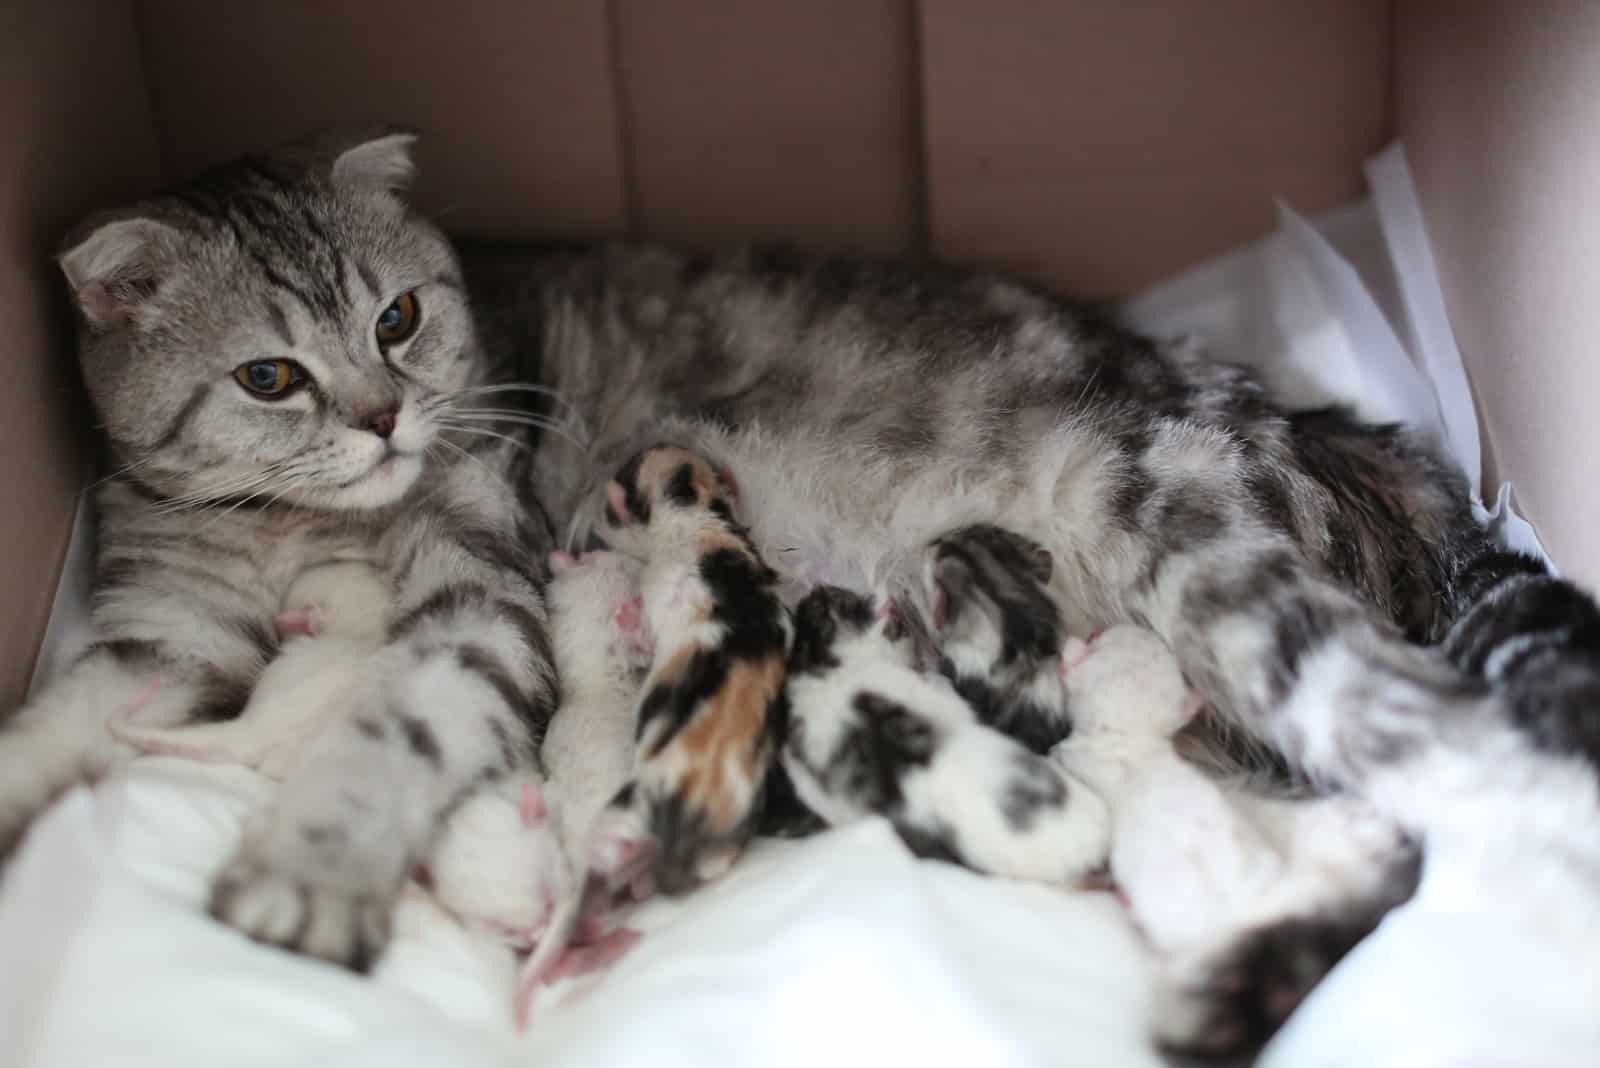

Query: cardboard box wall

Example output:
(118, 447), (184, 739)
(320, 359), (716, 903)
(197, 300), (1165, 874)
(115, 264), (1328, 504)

(2, 0), (1591, 711)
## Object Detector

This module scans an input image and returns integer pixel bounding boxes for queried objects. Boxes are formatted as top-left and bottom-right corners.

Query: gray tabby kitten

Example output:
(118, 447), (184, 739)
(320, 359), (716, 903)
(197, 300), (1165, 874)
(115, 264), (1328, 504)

(4, 131), (1597, 1046)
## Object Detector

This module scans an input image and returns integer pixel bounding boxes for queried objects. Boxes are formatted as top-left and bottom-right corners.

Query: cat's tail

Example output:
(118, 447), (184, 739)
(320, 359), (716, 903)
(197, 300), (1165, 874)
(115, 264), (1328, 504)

(1440, 543), (1600, 776)
(1152, 844), (1421, 1062)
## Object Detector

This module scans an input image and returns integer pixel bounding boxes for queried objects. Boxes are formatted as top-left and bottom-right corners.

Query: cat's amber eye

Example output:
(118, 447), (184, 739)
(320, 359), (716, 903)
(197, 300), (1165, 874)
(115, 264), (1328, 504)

(234, 358), (307, 399)
(375, 291), (420, 346)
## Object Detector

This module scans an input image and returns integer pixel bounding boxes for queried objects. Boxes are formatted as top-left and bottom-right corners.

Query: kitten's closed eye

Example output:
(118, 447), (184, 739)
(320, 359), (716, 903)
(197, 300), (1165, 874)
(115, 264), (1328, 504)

(234, 358), (308, 399)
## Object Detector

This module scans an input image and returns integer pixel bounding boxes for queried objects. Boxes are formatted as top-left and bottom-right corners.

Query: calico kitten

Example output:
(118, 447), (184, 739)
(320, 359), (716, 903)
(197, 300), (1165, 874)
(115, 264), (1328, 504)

(595, 445), (792, 895)
(783, 585), (1110, 883)
(107, 560), (387, 777)
(11, 131), (1600, 1019)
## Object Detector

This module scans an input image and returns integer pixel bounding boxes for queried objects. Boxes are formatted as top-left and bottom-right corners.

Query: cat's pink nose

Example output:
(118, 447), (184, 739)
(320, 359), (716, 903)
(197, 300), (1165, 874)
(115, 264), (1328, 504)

(366, 410), (398, 439)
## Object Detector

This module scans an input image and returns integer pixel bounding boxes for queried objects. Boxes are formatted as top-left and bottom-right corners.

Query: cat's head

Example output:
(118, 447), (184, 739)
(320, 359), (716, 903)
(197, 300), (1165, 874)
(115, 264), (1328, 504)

(789, 584), (913, 676)
(923, 523), (1069, 728)
(59, 129), (479, 512)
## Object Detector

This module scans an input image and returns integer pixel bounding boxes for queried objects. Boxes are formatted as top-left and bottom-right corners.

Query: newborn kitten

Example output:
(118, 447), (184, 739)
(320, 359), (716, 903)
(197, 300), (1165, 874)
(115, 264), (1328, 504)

(426, 773), (570, 953)
(596, 445), (792, 895)
(924, 530), (1418, 1055)
(1051, 626), (1410, 960)
(922, 525), (1073, 753)
(513, 548), (653, 1027)
(783, 584), (1110, 884)
(108, 560), (387, 777)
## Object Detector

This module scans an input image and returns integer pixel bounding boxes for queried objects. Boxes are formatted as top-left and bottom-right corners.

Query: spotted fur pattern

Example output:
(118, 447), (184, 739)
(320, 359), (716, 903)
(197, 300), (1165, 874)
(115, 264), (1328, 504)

(597, 445), (792, 895)
(783, 585), (1109, 883)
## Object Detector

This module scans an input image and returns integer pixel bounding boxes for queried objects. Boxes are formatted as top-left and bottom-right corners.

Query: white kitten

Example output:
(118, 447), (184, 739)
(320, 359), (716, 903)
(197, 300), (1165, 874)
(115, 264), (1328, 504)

(108, 560), (388, 778)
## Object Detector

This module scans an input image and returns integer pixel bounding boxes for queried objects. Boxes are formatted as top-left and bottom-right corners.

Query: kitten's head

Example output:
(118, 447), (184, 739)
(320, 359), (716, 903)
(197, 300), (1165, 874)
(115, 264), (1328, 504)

(1061, 625), (1199, 737)
(924, 525), (1061, 672)
(280, 560), (390, 642)
(599, 445), (739, 557)
(923, 524), (1069, 733)
(60, 129), (479, 512)
(789, 584), (912, 676)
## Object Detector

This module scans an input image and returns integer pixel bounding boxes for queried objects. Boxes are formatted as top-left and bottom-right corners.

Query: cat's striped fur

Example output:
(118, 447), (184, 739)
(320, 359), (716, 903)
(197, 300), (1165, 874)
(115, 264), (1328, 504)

(1, 132), (1595, 1035)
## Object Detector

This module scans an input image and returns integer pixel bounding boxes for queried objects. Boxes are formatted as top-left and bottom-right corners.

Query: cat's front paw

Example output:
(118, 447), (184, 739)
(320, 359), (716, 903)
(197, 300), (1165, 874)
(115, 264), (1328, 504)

(208, 850), (394, 971)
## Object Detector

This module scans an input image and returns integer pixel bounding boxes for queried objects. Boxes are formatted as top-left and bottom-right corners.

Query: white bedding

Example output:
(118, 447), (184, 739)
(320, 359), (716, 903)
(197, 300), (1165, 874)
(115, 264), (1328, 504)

(2, 144), (1585, 1068)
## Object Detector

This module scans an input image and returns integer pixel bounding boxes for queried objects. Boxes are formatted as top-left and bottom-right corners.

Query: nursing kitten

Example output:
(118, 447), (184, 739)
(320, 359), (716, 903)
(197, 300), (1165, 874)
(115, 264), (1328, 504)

(783, 584), (1110, 883)
(425, 773), (570, 953)
(540, 549), (653, 864)
(595, 445), (792, 895)
(108, 560), (387, 777)
(1048, 626), (1415, 1055)
(7, 131), (1598, 1042)
(513, 548), (653, 1024)
(923, 525), (1072, 754)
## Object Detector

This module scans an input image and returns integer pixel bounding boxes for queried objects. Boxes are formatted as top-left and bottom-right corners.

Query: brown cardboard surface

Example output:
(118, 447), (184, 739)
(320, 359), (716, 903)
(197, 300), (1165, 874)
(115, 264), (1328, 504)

(612, 0), (922, 255)
(919, 0), (1391, 299)
(1397, 0), (1600, 592)
(0, 1), (161, 712)
(138, 0), (629, 239)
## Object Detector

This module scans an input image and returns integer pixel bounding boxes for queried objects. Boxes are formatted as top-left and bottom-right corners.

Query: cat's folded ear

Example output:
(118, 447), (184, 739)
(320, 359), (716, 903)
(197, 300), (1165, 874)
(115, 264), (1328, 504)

(327, 126), (420, 193)
(58, 213), (184, 330)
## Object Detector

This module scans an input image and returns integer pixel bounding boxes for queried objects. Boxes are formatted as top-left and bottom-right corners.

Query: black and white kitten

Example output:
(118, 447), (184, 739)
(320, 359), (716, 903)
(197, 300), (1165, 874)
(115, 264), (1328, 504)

(783, 584), (1109, 884)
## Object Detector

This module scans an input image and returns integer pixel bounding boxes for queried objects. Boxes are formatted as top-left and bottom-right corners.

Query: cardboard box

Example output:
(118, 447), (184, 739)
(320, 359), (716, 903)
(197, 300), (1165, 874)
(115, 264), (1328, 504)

(3, 1), (1593, 710)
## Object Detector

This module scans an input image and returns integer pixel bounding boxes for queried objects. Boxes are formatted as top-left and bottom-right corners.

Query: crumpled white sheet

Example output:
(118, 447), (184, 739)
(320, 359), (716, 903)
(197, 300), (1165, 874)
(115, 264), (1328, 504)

(3, 143), (1583, 1068)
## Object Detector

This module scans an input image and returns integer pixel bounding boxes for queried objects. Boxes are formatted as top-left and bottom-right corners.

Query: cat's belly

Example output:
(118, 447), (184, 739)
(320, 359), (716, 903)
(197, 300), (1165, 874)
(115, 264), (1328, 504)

(679, 419), (1123, 634)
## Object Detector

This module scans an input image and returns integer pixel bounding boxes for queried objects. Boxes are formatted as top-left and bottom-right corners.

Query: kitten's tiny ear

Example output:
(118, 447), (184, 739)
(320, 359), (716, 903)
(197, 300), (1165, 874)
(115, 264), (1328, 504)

(1019, 536), (1054, 585)
(59, 216), (181, 329)
(716, 465), (739, 499)
(329, 128), (419, 192)
(1060, 636), (1092, 675)
(605, 481), (631, 525)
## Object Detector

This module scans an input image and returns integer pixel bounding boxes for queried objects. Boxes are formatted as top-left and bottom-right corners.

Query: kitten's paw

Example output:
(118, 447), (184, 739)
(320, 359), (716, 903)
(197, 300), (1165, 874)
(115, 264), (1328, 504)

(209, 852), (393, 971)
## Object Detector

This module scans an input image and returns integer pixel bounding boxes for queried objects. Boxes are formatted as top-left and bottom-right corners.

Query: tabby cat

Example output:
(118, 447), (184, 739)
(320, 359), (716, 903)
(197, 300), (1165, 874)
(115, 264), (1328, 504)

(4, 131), (1597, 1053)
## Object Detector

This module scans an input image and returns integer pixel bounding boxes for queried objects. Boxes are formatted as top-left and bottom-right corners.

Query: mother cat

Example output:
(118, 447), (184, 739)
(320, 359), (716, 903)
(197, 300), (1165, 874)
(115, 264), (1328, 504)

(5, 131), (1597, 1007)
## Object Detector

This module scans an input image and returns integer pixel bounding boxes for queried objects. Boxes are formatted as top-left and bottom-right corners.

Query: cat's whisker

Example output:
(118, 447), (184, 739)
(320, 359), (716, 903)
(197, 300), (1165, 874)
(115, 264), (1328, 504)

(439, 382), (589, 438)
(87, 453), (163, 492)
(443, 411), (587, 451)
(433, 437), (514, 496)
(434, 422), (544, 457)
(149, 456), (305, 517)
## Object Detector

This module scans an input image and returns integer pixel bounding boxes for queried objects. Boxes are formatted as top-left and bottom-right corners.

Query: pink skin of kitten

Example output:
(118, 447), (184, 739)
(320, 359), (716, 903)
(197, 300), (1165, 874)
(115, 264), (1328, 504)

(511, 548), (663, 1028)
